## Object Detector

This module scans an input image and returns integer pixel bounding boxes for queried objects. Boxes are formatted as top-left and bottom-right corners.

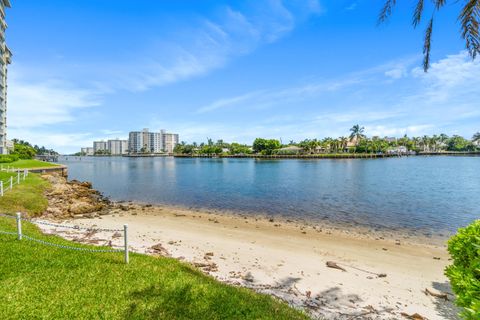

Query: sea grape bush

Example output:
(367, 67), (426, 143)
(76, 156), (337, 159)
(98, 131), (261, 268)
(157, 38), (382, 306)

(445, 220), (480, 319)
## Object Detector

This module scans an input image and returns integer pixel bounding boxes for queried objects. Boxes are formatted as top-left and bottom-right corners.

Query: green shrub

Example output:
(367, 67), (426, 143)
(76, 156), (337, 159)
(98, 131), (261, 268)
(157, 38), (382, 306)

(0, 154), (19, 163)
(445, 220), (480, 319)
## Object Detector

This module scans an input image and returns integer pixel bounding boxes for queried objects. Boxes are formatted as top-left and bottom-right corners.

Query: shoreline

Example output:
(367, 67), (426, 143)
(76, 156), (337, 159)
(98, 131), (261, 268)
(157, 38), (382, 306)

(36, 173), (459, 320)
(109, 200), (453, 247)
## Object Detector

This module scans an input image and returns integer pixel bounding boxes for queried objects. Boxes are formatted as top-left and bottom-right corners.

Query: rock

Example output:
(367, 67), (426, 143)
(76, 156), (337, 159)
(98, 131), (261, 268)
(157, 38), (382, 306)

(150, 243), (170, 256)
(326, 261), (346, 272)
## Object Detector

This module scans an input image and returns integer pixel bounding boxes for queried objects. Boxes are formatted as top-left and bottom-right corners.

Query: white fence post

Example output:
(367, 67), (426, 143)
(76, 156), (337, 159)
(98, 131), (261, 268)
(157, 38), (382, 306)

(23, 170), (26, 180)
(0, 181), (3, 196)
(10, 176), (13, 190)
(16, 212), (22, 240)
(124, 224), (129, 264)
(17, 171), (20, 184)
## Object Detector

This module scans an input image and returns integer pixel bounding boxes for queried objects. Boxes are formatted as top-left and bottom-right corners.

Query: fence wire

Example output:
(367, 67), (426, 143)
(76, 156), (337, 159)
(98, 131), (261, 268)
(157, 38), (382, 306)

(22, 235), (123, 253)
(0, 214), (125, 255)
(0, 230), (17, 236)
(30, 219), (123, 232)
(0, 213), (16, 219)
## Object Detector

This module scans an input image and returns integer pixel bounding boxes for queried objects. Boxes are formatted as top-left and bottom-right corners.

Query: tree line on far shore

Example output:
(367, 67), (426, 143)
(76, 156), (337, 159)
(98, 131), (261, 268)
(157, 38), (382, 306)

(174, 125), (480, 156)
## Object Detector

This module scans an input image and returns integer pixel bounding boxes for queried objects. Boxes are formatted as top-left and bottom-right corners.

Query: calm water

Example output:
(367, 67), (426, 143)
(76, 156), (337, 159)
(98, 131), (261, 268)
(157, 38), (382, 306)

(59, 156), (480, 235)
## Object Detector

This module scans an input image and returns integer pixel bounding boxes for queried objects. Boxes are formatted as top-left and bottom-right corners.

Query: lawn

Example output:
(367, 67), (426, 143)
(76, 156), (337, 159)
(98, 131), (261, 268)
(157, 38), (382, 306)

(4, 159), (60, 169)
(0, 172), (50, 216)
(0, 175), (308, 320)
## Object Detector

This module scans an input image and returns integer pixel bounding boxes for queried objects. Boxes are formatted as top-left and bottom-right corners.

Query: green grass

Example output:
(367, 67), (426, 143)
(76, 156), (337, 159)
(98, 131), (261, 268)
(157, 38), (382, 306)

(0, 173), (50, 216)
(0, 174), (308, 319)
(0, 218), (308, 320)
(4, 159), (60, 169)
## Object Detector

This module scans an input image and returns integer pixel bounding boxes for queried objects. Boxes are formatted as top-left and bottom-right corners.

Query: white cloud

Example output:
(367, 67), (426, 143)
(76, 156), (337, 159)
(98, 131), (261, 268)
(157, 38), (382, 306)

(365, 125), (434, 137)
(345, 2), (358, 11)
(103, 1), (322, 92)
(8, 75), (101, 129)
(197, 75), (365, 114)
(384, 67), (407, 79)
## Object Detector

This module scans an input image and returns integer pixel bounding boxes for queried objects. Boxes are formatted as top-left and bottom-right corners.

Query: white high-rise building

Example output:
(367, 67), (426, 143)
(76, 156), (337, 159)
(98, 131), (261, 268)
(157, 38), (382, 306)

(128, 128), (178, 154)
(107, 139), (128, 155)
(162, 131), (179, 154)
(93, 140), (107, 154)
(0, 1), (11, 155)
(81, 147), (94, 156)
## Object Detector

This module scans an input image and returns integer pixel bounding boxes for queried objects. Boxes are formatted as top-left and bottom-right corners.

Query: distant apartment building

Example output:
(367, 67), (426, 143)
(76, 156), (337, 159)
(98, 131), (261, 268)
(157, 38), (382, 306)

(93, 140), (107, 154)
(128, 128), (178, 154)
(107, 139), (128, 155)
(0, 0), (11, 155)
(162, 130), (179, 154)
(81, 147), (94, 156)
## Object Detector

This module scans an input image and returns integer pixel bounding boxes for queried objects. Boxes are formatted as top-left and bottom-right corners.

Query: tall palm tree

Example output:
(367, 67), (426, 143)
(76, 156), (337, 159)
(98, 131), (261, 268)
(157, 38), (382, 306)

(379, 0), (479, 71)
(473, 132), (480, 142)
(349, 125), (366, 153)
(473, 132), (480, 147)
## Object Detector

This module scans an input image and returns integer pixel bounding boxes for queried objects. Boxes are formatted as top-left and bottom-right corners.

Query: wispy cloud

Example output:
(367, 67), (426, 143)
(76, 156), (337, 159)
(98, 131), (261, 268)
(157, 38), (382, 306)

(345, 1), (358, 11)
(101, 1), (322, 92)
(185, 51), (480, 143)
(8, 73), (101, 129)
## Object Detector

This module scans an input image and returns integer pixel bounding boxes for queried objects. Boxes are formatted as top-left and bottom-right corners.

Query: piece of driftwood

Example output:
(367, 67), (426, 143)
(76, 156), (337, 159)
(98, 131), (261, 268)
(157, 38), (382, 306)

(400, 312), (426, 320)
(424, 288), (449, 300)
(326, 261), (346, 271)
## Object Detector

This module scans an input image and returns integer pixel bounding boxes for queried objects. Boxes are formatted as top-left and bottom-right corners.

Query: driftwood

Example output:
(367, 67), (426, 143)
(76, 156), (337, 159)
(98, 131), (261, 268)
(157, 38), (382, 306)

(424, 288), (449, 300)
(400, 312), (426, 320)
(326, 261), (346, 272)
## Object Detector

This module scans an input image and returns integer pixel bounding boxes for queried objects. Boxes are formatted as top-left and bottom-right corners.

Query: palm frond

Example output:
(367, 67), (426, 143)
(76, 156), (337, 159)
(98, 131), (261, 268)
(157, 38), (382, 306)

(423, 17), (434, 71)
(433, 0), (447, 10)
(378, 0), (397, 24)
(459, 0), (480, 59)
(413, 0), (425, 27)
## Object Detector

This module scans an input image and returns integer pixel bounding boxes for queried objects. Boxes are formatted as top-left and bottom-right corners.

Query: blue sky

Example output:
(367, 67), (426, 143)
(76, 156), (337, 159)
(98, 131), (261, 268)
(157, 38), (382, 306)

(6, 0), (479, 153)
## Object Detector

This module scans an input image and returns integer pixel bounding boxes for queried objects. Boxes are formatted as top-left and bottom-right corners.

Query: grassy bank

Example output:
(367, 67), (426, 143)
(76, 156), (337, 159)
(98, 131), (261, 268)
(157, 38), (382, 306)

(0, 175), (308, 320)
(6, 159), (60, 169)
(0, 172), (50, 216)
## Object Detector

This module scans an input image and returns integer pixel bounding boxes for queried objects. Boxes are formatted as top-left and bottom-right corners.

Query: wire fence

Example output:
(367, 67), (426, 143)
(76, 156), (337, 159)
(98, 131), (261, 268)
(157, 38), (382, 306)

(0, 213), (129, 263)
(0, 166), (29, 197)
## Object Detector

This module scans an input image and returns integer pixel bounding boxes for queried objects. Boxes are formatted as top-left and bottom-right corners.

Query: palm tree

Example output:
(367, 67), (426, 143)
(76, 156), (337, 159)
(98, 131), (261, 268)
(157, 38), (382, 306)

(473, 132), (480, 142)
(473, 132), (480, 148)
(339, 136), (349, 152)
(421, 135), (430, 152)
(349, 125), (366, 153)
(379, 0), (479, 71)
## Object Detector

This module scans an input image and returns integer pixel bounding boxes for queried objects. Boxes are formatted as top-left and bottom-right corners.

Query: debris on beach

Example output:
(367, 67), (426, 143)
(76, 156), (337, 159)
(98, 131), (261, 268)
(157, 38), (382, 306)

(400, 312), (426, 320)
(326, 261), (346, 272)
(149, 243), (170, 257)
(424, 287), (448, 300)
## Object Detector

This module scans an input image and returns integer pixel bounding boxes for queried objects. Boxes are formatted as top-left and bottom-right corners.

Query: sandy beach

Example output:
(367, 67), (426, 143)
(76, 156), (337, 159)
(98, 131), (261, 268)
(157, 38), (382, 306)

(36, 201), (459, 320)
